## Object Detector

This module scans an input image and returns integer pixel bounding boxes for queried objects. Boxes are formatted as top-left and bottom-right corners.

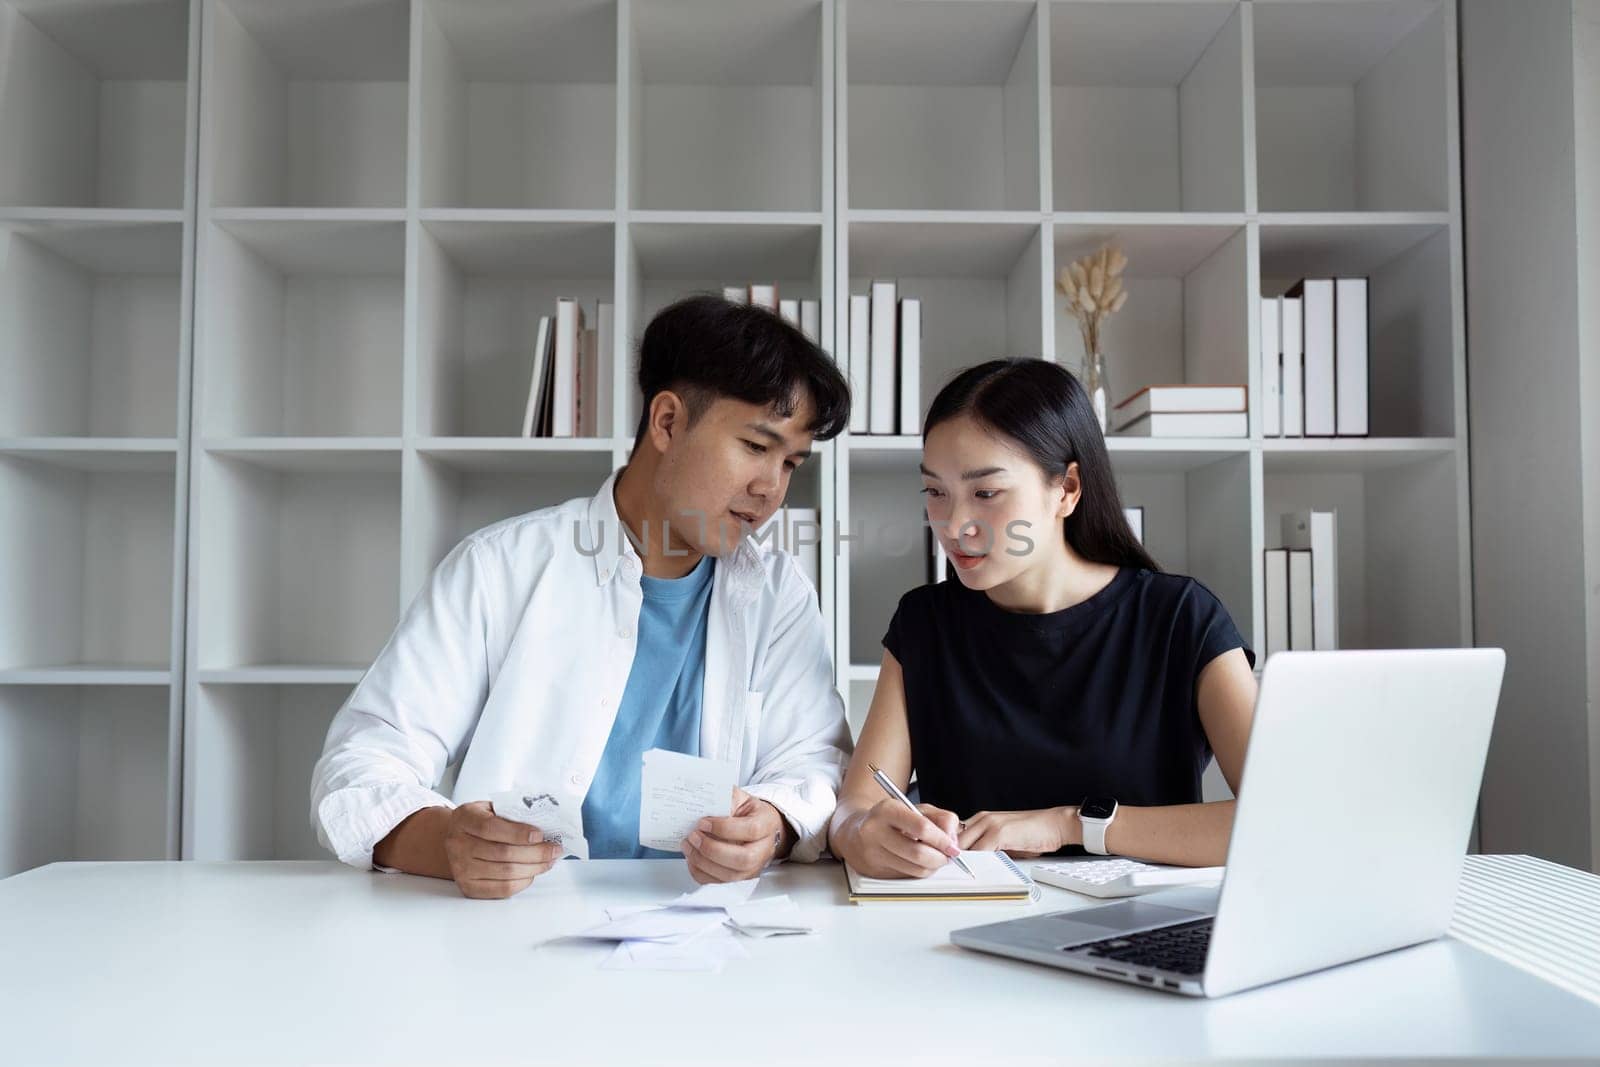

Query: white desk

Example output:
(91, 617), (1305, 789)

(3, 855), (1598, 1065)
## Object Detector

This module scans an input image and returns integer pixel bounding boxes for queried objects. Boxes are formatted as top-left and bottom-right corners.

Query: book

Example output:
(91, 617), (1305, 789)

(749, 283), (777, 312)
(578, 324), (597, 437)
(553, 298), (583, 438)
(898, 297), (921, 435)
(869, 280), (898, 434)
(1262, 297), (1282, 437)
(848, 294), (870, 434)
(926, 524), (949, 584)
(844, 850), (1041, 904)
(1335, 277), (1369, 436)
(1281, 295), (1304, 437)
(1288, 549), (1315, 652)
(1282, 510), (1338, 650)
(594, 302), (614, 437)
(800, 299), (820, 345)
(1114, 384), (1248, 421)
(1115, 411), (1248, 437)
(1264, 549), (1290, 658)
(722, 285), (748, 305)
(521, 315), (554, 437)
(1123, 505), (1145, 544)
(1289, 279), (1335, 437)
(779, 298), (800, 328)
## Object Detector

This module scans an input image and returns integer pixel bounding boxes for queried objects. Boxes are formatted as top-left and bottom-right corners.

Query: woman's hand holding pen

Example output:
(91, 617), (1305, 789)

(835, 800), (963, 879)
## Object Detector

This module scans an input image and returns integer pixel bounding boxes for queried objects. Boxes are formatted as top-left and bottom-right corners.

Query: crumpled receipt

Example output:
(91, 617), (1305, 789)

(490, 790), (589, 860)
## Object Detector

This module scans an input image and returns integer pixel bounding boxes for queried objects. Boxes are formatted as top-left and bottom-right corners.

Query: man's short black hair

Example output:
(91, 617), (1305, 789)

(634, 293), (851, 447)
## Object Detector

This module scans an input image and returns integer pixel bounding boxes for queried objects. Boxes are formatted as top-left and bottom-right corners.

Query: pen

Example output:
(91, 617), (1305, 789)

(867, 762), (974, 878)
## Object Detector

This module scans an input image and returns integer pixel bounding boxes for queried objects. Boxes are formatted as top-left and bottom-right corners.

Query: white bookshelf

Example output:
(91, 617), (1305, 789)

(832, 0), (1473, 814)
(0, 0), (199, 876)
(0, 0), (1472, 874)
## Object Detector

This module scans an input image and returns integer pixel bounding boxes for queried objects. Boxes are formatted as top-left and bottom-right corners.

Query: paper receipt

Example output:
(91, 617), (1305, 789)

(638, 748), (737, 853)
(490, 790), (590, 860)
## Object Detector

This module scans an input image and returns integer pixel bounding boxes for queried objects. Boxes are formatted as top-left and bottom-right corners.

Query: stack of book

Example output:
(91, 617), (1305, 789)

(847, 281), (922, 435)
(1260, 278), (1369, 438)
(1263, 509), (1339, 657)
(522, 299), (614, 438)
(1111, 385), (1248, 437)
(722, 285), (821, 345)
(754, 507), (822, 594)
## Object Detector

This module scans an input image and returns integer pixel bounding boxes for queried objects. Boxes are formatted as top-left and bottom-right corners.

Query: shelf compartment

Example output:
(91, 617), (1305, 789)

(0, 220), (182, 437)
(1252, 0), (1450, 212)
(1050, 2), (1245, 212)
(1263, 449), (1464, 651)
(0, 0), (190, 209)
(1260, 217), (1456, 438)
(205, 0), (410, 208)
(199, 219), (404, 437)
(630, 0), (823, 211)
(0, 684), (171, 875)
(189, 682), (349, 860)
(1053, 219), (1249, 424)
(847, 217), (1045, 430)
(418, 0), (617, 210)
(847, 0), (1041, 211)
(194, 450), (400, 673)
(417, 218), (617, 437)
(0, 453), (175, 672)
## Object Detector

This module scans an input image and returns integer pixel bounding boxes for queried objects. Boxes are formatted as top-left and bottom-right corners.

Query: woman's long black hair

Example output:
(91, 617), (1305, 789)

(923, 359), (1160, 573)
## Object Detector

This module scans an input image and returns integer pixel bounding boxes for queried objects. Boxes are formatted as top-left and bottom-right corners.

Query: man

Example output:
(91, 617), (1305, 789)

(311, 294), (853, 897)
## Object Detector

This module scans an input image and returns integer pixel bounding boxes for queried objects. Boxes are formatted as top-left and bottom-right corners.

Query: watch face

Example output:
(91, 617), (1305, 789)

(1080, 796), (1118, 821)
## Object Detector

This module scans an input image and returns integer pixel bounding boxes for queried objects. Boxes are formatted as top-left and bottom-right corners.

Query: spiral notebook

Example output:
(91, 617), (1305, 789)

(844, 851), (1041, 903)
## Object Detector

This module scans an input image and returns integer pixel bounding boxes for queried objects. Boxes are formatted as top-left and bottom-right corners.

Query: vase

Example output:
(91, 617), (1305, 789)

(1080, 349), (1112, 433)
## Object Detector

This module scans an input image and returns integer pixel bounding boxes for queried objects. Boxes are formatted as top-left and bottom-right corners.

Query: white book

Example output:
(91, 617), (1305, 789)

(1288, 549), (1315, 652)
(1282, 510), (1339, 650)
(898, 297), (921, 435)
(869, 280), (898, 434)
(848, 294), (871, 434)
(1264, 549), (1290, 659)
(800, 299), (820, 344)
(722, 285), (748, 305)
(1115, 411), (1248, 438)
(749, 284), (777, 312)
(1293, 279), (1335, 436)
(1123, 506), (1145, 545)
(578, 326), (597, 437)
(1335, 277), (1369, 436)
(1262, 296), (1283, 437)
(553, 298), (583, 438)
(521, 315), (554, 437)
(1281, 295), (1304, 437)
(1114, 384), (1248, 421)
(927, 524), (949, 583)
(779, 298), (800, 328)
(595, 302), (614, 437)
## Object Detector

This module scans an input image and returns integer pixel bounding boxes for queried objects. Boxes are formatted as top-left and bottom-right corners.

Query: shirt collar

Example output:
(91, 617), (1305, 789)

(586, 470), (764, 605)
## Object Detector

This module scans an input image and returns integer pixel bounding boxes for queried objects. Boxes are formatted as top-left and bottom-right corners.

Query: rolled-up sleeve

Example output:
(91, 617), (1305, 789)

(740, 558), (853, 863)
(310, 538), (492, 870)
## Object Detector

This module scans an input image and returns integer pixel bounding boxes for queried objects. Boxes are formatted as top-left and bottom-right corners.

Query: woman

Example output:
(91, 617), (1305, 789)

(829, 359), (1258, 878)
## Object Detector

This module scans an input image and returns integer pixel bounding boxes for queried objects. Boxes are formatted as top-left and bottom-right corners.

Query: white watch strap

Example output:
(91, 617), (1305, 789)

(1082, 811), (1113, 855)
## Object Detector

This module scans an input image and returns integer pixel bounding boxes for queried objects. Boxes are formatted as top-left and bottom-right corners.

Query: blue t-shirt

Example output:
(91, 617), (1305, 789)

(581, 555), (715, 859)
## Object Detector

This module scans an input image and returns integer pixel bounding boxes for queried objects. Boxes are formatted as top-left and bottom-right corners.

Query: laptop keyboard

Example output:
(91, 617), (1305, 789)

(1078, 917), (1213, 975)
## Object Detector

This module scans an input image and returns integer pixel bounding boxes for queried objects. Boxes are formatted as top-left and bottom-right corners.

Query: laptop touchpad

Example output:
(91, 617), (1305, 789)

(1047, 901), (1203, 948)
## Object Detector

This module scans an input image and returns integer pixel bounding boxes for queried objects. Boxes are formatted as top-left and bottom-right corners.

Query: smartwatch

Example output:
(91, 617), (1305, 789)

(1079, 796), (1119, 856)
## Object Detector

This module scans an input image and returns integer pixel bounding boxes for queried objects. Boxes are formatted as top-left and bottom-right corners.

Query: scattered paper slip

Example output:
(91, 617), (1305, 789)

(638, 748), (737, 853)
(490, 790), (589, 860)
(568, 877), (814, 972)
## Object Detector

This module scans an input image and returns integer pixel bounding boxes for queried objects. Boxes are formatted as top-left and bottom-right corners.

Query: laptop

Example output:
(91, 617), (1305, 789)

(951, 648), (1506, 998)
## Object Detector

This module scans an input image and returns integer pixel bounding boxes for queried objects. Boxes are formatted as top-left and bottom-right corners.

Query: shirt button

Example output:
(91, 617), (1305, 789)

(620, 626), (633, 639)
(569, 774), (583, 786)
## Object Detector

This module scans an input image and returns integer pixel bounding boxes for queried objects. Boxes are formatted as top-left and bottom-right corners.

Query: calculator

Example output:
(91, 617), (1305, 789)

(1030, 859), (1225, 899)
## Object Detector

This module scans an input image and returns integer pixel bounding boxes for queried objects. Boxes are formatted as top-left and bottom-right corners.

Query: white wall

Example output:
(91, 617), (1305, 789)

(1462, 0), (1597, 871)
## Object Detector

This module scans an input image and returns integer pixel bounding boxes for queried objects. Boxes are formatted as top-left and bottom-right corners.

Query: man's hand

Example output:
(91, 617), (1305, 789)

(443, 801), (565, 899)
(681, 787), (794, 884)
